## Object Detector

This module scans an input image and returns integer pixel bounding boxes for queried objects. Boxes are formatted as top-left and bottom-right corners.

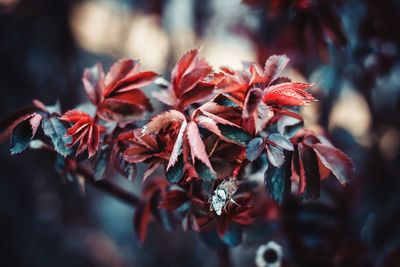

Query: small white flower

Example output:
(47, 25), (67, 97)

(255, 241), (283, 267)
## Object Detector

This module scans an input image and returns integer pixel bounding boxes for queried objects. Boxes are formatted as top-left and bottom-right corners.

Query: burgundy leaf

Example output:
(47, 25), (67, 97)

(313, 143), (354, 185)
(298, 143), (320, 199)
(243, 87), (263, 118)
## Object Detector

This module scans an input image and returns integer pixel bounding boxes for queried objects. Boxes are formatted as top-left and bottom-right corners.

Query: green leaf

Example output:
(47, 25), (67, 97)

(246, 137), (265, 161)
(218, 124), (251, 146)
(268, 133), (294, 151)
(195, 161), (217, 181)
(264, 151), (292, 204)
(10, 114), (42, 155)
(166, 155), (185, 183)
(93, 145), (111, 181)
(213, 93), (239, 108)
(42, 117), (72, 157)
(10, 119), (33, 154)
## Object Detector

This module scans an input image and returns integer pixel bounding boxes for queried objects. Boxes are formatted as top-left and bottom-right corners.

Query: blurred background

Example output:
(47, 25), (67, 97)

(1, 0), (400, 266)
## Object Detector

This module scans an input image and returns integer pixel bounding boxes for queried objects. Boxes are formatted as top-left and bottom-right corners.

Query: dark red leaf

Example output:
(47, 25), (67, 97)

(298, 143), (320, 199)
(243, 87), (263, 118)
(312, 143), (354, 185)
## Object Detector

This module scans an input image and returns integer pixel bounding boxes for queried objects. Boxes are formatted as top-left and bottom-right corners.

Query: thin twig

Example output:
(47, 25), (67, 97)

(37, 142), (141, 207)
(76, 165), (141, 206)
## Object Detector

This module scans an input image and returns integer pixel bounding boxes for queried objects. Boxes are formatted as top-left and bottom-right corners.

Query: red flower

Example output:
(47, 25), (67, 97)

(60, 110), (104, 158)
(82, 59), (158, 124)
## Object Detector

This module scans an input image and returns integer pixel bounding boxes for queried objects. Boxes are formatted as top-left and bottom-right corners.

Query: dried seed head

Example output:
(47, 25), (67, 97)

(210, 178), (239, 216)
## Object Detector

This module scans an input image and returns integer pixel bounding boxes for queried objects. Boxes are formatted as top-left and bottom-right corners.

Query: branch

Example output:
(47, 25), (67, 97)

(36, 141), (141, 207)
(76, 165), (141, 206)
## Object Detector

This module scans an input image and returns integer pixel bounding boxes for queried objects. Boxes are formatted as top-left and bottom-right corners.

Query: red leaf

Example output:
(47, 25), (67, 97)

(179, 66), (212, 95)
(298, 142), (320, 199)
(312, 143), (354, 185)
(105, 89), (153, 111)
(158, 189), (189, 211)
(179, 82), (215, 108)
(29, 113), (42, 137)
(97, 99), (145, 123)
(167, 120), (187, 171)
(109, 71), (158, 96)
(82, 63), (104, 105)
(263, 55), (289, 85)
(60, 110), (103, 158)
(143, 110), (186, 134)
(272, 107), (303, 121)
(124, 146), (154, 163)
(243, 87), (263, 118)
(166, 49), (214, 109)
(104, 59), (139, 94)
(186, 121), (215, 172)
(263, 82), (315, 106)
(254, 102), (274, 134)
(87, 59), (156, 123)
(171, 49), (199, 95)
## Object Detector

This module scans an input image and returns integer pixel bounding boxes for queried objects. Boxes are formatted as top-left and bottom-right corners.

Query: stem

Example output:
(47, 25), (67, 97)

(217, 245), (233, 267)
(38, 143), (141, 207)
(76, 165), (141, 206)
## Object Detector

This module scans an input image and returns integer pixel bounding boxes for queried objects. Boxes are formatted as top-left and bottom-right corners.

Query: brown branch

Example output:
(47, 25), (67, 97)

(38, 142), (141, 207)
(76, 165), (141, 206)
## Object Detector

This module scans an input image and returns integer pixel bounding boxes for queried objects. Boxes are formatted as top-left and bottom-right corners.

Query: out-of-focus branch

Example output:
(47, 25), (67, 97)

(76, 164), (141, 206)
(35, 141), (141, 207)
